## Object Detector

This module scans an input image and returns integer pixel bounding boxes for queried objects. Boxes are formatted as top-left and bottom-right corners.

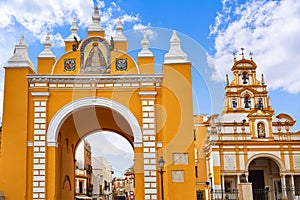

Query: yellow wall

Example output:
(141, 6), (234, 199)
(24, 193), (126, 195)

(38, 58), (56, 74)
(157, 62), (196, 200)
(0, 67), (34, 199)
(138, 57), (154, 74)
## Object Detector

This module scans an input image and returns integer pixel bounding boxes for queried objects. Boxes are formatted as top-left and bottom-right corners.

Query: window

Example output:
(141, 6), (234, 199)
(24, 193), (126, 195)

(79, 181), (83, 194)
(244, 95), (251, 110)
(232, 98), (237, 110)
(258, 98), (263, 110)
(242, 71), (249, 84)
(195, 166), (198, 178)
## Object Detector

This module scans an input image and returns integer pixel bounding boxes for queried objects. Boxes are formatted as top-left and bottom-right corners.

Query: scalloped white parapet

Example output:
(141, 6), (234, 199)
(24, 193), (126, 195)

(65, 18), (81, 42)
(138, 31), (153, 57)
(38, 33), (55, 58)
(114, 17), (127, 41)
(88, 6), (104, 32)
(6, 35), (34, 69)
(164, 30), (188, 64)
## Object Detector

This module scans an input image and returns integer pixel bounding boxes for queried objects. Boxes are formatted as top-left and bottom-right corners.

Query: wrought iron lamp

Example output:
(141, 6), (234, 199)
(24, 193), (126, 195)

(158, 156), (165, 200)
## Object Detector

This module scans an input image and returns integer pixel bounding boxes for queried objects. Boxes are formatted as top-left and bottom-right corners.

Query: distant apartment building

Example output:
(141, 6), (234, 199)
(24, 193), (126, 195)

(112, 177), (126, 200)
(92, 156), (113, 200)
(124, 171), (135, 200)
(75, 141), (93, 200)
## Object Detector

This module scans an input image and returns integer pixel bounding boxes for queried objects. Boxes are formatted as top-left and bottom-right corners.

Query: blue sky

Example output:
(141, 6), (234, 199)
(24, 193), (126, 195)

(1, 0), (300, 176)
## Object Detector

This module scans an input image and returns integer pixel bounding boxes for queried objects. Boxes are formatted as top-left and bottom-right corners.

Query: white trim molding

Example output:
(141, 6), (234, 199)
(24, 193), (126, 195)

(27, 74), (163, 84)
(139, 91), (157, 96)
(31, 92), (50, 97)
(47, 97), (143, 146)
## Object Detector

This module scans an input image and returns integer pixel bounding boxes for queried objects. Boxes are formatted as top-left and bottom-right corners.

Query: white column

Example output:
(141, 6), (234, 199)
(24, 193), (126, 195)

(291, 175), (295, 197)
(281, 175), (287, 199)
(237, 174), (240, 184)
(31, 92), (49, 200)
(221, 175), (225, 192)
(139, 91), (157, 200)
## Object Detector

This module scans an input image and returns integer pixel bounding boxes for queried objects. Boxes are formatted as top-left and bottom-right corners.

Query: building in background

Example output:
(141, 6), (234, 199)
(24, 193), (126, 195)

(92, 156), (114, 200)
(124, 171), (135, 200)
(194, 52), (300, 200)
(112, 177), (126, 200)
(75, 141), (93, 199)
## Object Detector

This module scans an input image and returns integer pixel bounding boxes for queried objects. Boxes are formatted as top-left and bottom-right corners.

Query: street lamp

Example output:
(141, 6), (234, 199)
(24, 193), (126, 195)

(158, 156), (165, 200)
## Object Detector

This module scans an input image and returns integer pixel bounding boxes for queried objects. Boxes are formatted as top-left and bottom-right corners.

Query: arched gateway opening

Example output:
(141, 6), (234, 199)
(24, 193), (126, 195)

(46, 97), (142, 199)
(247, 155), (287, 200)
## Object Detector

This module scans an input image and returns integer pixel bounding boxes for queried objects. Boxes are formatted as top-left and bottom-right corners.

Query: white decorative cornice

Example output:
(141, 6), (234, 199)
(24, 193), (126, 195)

(65, 18), (81, 42)
(6, 35), (34, 70)
(38, 33), (55, 58)
(138, 31), (153, 57)
(88, 6), (104, 32)
(114, 17), (127, 41)
(164, 30), (188, 64)
(27, 74), (163, 84)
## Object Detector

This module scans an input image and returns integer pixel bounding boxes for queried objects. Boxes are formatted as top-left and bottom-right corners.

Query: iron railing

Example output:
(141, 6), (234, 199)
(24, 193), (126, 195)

(210, 190), (239, 200)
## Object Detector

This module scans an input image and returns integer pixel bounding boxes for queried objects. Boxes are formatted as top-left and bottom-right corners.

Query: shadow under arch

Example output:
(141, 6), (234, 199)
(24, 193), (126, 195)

(47, 97), (143, 147)
(245, 153), (286, 173)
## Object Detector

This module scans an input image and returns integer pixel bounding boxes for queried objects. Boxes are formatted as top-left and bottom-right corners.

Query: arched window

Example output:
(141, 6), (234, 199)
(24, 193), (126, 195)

(257, 122), (266, 138)
(242, 71), (249, 84)
(244, 94), (251, 110)
(232, 98), (237, 110)
(258, 98), (263, 110)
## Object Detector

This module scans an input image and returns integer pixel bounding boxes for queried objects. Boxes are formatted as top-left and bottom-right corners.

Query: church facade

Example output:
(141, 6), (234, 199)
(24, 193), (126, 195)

(194, 52), (300, 200)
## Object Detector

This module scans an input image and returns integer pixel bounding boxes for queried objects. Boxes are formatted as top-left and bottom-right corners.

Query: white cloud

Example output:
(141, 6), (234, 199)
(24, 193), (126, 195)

(133, 22), (156, 40)
(209, 0), (300, 93)
(83, 132), (134, 176)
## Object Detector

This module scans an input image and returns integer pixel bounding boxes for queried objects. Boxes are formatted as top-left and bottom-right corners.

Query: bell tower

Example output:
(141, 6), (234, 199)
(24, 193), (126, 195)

(223, 48), (273, 114)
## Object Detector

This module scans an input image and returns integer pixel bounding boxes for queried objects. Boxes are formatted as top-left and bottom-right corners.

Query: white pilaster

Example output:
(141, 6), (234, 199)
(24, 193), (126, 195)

(31, 92), (49, 200)
(139, 91), (157, 200)
(281, 175), (287, 199)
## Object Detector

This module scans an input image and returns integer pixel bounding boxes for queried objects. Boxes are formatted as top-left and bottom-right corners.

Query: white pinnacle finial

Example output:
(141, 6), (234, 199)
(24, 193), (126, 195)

(114, 17), (127, 41)
(138, 31), (153, 57)
(164, 30), (188, 64)
(65, 18), (81, 42)
(6, 35), (34, 69)
(88, 6), (104, 32)
(38, 33), (55, 58)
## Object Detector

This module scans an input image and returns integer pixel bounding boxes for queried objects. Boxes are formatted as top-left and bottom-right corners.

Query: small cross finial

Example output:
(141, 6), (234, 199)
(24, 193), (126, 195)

(233, 51), (237, 62)
(240, 47), (245, 59)
(249, 52), (253, 60)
